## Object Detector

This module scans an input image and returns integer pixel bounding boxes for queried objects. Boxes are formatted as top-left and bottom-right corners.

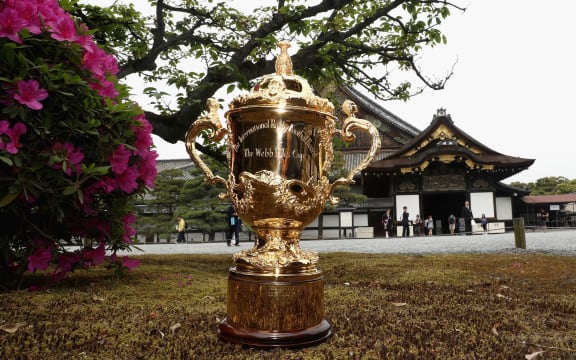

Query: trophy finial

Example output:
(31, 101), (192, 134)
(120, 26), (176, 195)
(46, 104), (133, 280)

(275, 41), (293, 76)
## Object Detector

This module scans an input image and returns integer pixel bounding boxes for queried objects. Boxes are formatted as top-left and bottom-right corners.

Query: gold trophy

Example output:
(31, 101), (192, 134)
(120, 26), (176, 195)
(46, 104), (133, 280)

(185, 41), (380, 347)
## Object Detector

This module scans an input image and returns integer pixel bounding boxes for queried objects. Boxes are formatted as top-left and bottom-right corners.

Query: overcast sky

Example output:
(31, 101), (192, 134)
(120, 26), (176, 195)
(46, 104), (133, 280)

(113, 0), (575, 184)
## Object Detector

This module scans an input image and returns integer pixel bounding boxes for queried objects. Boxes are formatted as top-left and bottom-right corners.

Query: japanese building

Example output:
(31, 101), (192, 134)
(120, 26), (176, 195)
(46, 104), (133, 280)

(325, 85), (535, 236)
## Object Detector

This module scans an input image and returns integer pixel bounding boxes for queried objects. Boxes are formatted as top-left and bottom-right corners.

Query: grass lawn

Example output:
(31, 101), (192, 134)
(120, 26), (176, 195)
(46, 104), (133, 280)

(1, 253), (575, 359)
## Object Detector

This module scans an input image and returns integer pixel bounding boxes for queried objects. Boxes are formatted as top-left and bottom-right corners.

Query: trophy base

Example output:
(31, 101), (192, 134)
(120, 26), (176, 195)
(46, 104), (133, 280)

(218, 267), (332, 348)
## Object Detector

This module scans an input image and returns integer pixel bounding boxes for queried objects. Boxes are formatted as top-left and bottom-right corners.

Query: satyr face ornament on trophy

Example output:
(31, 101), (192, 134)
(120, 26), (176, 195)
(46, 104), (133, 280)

(185, 41), (381, 347)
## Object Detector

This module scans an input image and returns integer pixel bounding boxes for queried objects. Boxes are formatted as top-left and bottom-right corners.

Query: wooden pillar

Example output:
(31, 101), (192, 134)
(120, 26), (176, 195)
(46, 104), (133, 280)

(513, 218), (526, 249)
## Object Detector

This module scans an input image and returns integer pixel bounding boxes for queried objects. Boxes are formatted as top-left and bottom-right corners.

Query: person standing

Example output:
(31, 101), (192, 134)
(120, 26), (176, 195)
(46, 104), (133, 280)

(538, 209), (549, 231)
(176, 216), (186, 243)
(461, 200), (473, 235)
(413, 214), (421, 236)
(425, 215), (434, 236)
(227, 204), (241, 246)
(481, 214), (488, 234)
(401, 206), (410, 237)
(381, 208), (392, 238)
(448, 214), (456, 235)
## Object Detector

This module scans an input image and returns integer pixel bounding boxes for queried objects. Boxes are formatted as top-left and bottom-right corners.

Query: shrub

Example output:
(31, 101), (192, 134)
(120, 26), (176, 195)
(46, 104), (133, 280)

(0, 0), (157, 288)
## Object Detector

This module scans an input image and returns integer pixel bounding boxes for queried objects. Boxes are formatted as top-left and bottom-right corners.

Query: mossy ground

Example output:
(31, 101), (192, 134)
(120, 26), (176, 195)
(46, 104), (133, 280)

(1, 253), (575, 359)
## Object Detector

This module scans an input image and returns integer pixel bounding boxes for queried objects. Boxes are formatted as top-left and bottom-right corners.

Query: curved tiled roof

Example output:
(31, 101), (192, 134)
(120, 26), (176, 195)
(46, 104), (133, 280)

(522, 194), (576, 204)
(156, 159), (195, 180)
(338, 85), (421, 137)
(366, 111), (535, 180)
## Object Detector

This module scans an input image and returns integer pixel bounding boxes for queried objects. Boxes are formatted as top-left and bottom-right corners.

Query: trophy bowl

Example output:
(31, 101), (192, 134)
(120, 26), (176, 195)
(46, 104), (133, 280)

(185, 42), (380, 347)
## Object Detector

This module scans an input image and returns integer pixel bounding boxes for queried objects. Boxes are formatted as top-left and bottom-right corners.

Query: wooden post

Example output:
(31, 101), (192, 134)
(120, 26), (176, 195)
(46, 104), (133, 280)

(513, 218), (526, 249)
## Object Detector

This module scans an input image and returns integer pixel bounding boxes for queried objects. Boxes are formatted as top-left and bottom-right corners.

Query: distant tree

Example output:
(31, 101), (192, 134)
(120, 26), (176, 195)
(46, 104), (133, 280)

(328, 143), (368, 209)
(508, 181), (534, 193)
(510, 176), (576, 195)
(178, 156), (229, 240)
(148, 168), (187, 207)
(555, 179), (576, 194)
(531, 176), (569, 195)
(135, 168), (187, 241)
(72, 0), (466, 150)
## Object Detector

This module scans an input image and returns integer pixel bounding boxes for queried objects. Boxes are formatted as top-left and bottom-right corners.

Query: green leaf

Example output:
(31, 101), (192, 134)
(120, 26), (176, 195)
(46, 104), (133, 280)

(0, 191), (19, 207)
(63, 185), (78, 196)
(0, 155), (13, 166)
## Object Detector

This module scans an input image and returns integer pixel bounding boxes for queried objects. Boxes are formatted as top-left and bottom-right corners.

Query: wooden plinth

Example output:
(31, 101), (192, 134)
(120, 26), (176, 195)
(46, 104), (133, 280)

(218, 267), (332, 348)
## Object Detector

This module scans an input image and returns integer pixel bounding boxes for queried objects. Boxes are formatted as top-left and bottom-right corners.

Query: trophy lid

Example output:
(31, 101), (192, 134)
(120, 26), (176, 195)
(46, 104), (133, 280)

(228, 41), (334, 114)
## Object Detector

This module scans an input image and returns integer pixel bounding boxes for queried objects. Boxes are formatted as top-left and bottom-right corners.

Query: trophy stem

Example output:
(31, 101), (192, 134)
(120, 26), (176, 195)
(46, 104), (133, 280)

(232, 218), (319, 272)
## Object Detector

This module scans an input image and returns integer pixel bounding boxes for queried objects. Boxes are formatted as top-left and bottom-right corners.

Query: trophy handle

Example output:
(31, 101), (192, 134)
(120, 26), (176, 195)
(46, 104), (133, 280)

(329, 100), (381, 198)
(185, 98), (228, 189)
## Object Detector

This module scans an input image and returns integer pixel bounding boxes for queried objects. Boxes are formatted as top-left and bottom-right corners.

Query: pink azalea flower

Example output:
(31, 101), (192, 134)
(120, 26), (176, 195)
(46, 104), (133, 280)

(122, 257), (140, 271)
(82, 47), (119, 78)
(83, 243), (106, 267)
(50, 142), (84, 176)
(55, 252), (81, 274)
(139, 151), (158, 188)
(0, 8), (27, 44)
(0, 120), (9, 134)
(73, 217), (112, 242)
(89, 78), (118, 99)
(37, 0), (65, 25)
(110, 144), (131, 175)
(132, 116), (154, 157)
(81, 183), (100, 215)
(27, 248), (52, 273)
(116, 165), (140, 193)
(5, 122), (27, 154)
(75, 23), (96, 51)
(14, 1), (42, 35)
(98, 177), (118, 194)
(48, 13), (79, 42)
(13, 79), (49, 110)
(121, 212), (137, 244)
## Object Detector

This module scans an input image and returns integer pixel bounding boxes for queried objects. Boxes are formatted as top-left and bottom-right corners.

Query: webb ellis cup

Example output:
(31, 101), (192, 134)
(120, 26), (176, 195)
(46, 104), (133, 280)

(185, 42), (380, 347)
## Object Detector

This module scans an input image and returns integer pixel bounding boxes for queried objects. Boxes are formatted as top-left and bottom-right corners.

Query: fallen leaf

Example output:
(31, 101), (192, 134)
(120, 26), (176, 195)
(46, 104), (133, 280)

(491, 325), (499, 336)
(169, 323), (181, 333)
(499, 285), (510, 290)
(0, 322), (26, 334)
(149, 329), (165, 338)
(344, 282), (350, 286)
(525, 350), (545, 359)
(496, 293), (510, 300)
(92, 296), (105, 302)
(391, 302), (408, 307)
(466, 289), (475, 293)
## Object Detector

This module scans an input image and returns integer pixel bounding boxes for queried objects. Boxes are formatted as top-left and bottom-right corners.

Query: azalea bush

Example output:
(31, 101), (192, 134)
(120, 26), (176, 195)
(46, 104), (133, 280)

(0, 0), (157, 288)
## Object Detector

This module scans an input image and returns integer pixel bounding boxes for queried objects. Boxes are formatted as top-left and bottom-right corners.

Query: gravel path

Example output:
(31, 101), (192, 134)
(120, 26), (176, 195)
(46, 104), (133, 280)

(123, 229), (576, 257)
